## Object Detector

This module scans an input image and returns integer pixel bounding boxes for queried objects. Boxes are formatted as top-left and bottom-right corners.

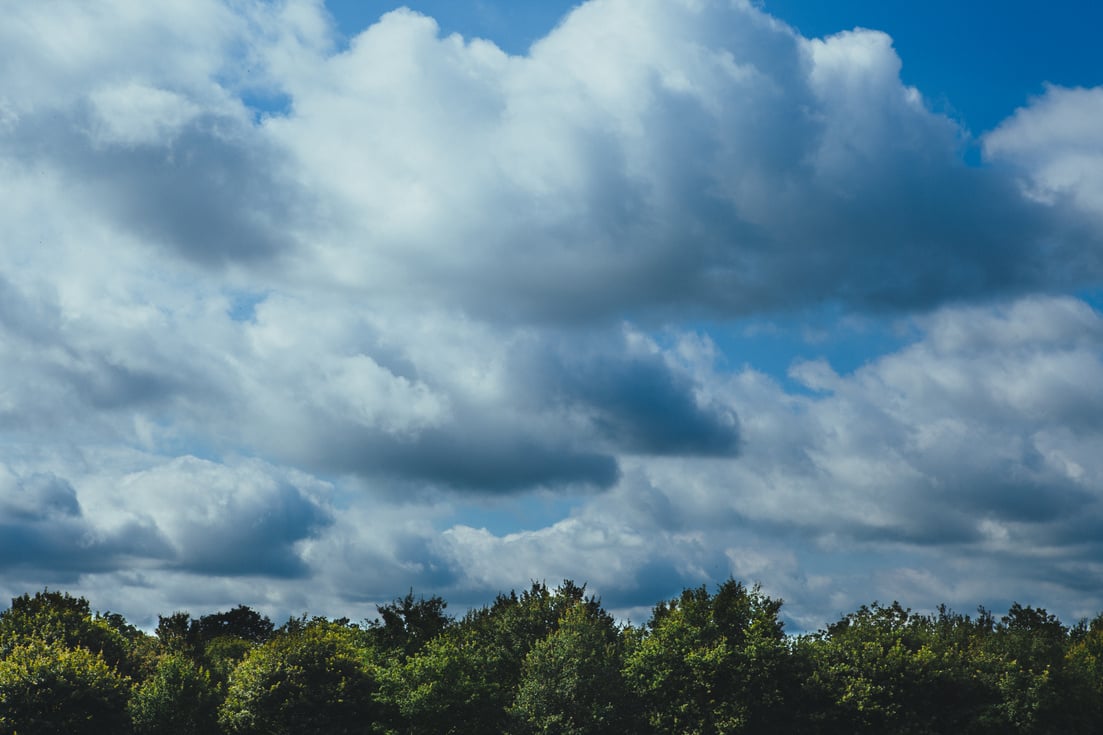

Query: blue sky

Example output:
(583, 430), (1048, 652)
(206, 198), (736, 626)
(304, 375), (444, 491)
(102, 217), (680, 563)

(1, 0), (1102, 631)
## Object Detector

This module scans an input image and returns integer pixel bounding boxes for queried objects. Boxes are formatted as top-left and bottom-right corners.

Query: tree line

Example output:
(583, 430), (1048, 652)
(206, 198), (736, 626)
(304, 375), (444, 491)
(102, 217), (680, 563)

(2, 580), (1102, 734)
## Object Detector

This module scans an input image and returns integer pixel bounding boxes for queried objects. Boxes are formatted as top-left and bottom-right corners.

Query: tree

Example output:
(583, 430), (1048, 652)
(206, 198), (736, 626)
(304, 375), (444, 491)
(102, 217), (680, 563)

(381, 581), (599, 734)
(202, 634), (256, 683)
(509, 600), (638, 735)
(156, 611), (201, 657)
(624, 580), (794, 735)
(0, 590), (130, 670)
(219, 620), (380, 735)
(796, 602), (1017, 735)
(1060, 613), (1103, 734)
(983, 604), (1072, 734)
(370, 591), (451, 658)
(156, 606), (273, 685)
(0, 638), (130, 735)
(196, 605), (274, 644)
(129, 652), (220, 735)
(380, 628), (500, 735)
(0, 588), (149, 686)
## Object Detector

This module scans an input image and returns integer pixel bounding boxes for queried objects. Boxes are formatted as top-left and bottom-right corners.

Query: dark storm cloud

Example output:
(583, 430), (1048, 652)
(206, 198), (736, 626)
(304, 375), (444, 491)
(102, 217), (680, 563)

(943, 475), (1094, 525)
(232, 327), (737, 490)
(601, 557), (701, 611)
(378, 430), (620, 493)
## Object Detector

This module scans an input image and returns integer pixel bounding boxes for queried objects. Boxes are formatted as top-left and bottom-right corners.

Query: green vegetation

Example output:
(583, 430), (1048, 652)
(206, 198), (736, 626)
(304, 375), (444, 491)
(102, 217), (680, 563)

(2, 583), (1103, 734)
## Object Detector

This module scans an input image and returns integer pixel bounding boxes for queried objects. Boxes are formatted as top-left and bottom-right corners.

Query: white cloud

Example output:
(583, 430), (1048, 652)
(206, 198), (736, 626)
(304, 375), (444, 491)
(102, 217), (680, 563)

(985, 85), (1103, 218)
(428, 295), (1103, 626)
(87, 83), (203, 148)
(0, 0), (245, 117)
(0, 0), (1101, 628)
(111, 456), (332, 577)
(253, 0), (1087, 320)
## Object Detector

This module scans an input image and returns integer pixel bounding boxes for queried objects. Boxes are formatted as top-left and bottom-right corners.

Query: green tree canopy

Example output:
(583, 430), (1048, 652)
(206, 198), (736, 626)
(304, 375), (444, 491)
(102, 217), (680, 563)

(129, 652), (220, 735)
(509, 599), (638, 735)
(0, 638), (130, 735)
(196, 605), (274, 644)
(624, 580), (794, 735)
(219, 619), (380, 735)
(381, 580), (600, 734)
(369, 591), (451, 659)
(0, 589), (136, 677)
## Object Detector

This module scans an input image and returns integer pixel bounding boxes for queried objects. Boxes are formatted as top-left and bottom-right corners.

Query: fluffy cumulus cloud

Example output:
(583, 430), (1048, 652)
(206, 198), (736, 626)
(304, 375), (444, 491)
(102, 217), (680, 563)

(985, 85), (1103, 225)
(435, 297), (1103, 627)
(1, 0), (1102, 627)
(258, 0), (1091, 317)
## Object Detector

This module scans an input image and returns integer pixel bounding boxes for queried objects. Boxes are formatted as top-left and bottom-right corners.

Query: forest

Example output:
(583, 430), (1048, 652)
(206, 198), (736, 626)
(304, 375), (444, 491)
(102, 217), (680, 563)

(1, 581), (1102, 734)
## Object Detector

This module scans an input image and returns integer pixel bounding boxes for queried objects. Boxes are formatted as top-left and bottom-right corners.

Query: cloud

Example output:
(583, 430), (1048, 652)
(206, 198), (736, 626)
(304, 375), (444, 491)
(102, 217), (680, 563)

(544, 333), (741, 456)
(0, 464), (168, 577)
(423, 296), (1103, 626)
(114, 457), (333, 578)
(985, 85), (1103, 219)
(259, 0), (1097, 320)
(0, 469), (81, 522)
(0, 452), (330, 584)
(0, 0), (1102, 629)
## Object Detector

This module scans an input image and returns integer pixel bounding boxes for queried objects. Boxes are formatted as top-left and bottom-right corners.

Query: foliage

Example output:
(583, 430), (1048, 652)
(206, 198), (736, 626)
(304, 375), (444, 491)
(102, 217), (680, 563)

(984, 603), (1075, 734)
(0, 589), (132, 674)
(2, 582), (1103, 734)
(1062, 614), (1103, 732)
(797, 602), (989, 734)
(380, 580), (596, 734)
(129, 652), (220, 735)
(624, 580), (794, 735)
(196, 605), (275, 644)
(369, 591), (452, 658)
(0, 638), (130, 735)
(509, 600), (638, 734)
(156, 606), (275, 686)
(156, 611), (202, 657)
(203, 634), (255, 682)
(379, 626), (499, 734)
(219, 619), (379, 735)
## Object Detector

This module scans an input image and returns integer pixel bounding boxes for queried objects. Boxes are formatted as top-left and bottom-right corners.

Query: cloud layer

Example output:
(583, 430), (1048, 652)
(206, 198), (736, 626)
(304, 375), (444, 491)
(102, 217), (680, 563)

(0, 0), (1101, 628)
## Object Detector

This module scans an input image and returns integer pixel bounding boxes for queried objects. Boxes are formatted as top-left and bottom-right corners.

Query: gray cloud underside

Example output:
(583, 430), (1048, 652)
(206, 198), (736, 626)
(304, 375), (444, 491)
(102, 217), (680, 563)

(1, 0), (1102, 627)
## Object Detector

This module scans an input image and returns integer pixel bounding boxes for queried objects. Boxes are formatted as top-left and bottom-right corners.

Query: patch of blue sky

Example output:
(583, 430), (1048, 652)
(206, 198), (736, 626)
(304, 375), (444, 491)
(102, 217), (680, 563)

(690, 310), (919, 395)
(324, 0), (575, 55)
(226, 290), (268, 323)
(240, 89), (293, 122)
(1076, 287), (1103, 315)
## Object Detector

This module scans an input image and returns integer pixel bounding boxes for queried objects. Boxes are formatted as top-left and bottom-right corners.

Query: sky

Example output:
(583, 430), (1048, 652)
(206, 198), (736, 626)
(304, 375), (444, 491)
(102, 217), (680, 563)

(1, 0), (1102, 632)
